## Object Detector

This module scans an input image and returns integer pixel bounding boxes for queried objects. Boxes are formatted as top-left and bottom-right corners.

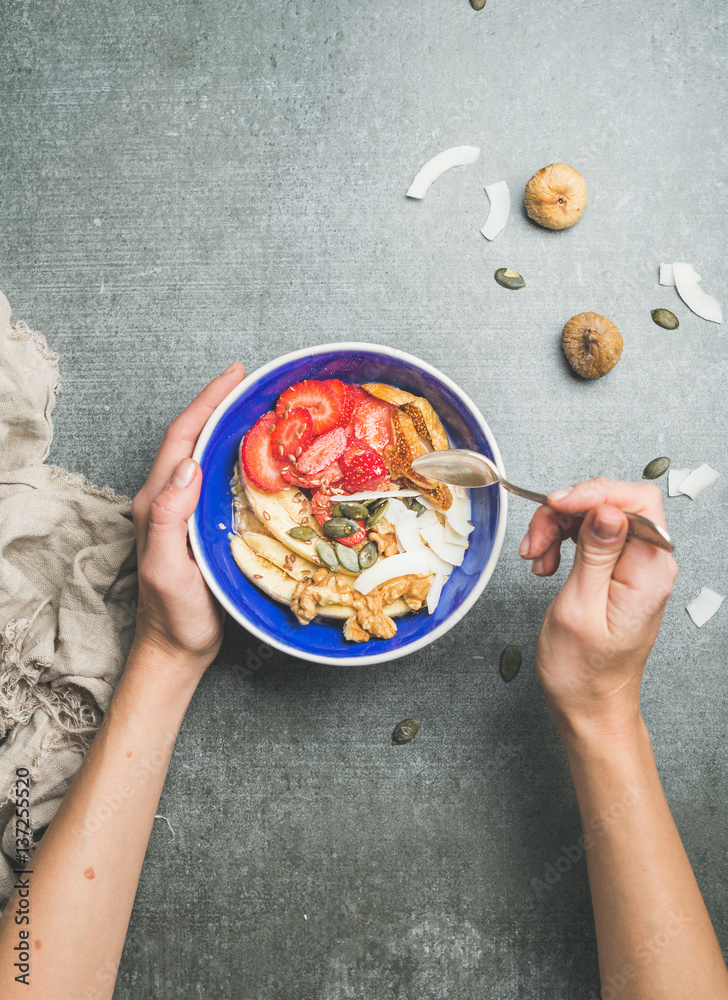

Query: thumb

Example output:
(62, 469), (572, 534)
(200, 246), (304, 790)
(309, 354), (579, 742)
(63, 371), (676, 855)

(144, 458), (202, 565)
(565, 504), (628, 602)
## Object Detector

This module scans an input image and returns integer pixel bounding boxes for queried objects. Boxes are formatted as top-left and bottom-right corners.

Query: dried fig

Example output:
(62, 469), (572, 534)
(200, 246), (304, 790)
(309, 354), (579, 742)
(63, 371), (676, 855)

(524, 163), (587, 230)
(562, 312), (623, 379)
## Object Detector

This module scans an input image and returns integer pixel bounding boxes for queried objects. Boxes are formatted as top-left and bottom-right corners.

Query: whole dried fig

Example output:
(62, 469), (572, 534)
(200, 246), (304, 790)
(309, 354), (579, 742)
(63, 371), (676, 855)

(524, 163), (587, 230)
(562, 312), (623, 379)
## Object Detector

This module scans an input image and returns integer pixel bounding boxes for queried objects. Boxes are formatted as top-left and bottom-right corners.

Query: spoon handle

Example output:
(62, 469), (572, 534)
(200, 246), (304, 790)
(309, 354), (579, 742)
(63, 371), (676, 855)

(499, 479), (674, 553)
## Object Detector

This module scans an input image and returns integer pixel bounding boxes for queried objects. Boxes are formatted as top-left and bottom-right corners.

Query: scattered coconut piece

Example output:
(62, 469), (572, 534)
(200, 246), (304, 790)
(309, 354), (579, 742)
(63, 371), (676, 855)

(418, 495), (473, 537)
(686, 587), (724, 628)
(406, 145), (480, 200)
(419, 522), (466, 567)
(668, 467), (692, 497)
(672, 262), (722, 324)
(426, 573), (446, 614)
(354, 551), (431, 595)
(480, 180), (510, 241)
(444, 522), (469, 548)
(660, 263), (701, 286)
(678, 463), (720, 499)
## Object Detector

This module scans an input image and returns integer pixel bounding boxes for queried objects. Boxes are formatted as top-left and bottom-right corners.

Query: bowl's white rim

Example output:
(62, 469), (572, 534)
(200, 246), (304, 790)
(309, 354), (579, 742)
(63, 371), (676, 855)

(188, 343), (508, 666)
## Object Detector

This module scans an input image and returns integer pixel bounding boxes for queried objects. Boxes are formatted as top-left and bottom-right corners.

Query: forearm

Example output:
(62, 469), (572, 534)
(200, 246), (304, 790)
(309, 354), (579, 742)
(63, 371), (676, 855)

(557, 714), (728, 999)
(0, 643), (199, 999)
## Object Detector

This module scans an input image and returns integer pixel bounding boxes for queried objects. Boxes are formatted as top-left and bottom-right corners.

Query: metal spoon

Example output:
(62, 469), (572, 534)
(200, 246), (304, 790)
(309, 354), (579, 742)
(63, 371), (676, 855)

(411, 449), (674, 553)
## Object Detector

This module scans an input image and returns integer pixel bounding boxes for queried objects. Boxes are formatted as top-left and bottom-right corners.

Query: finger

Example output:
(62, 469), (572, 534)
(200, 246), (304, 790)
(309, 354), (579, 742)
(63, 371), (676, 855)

(547, 477), (667, 528)
(532, 536), (563, 576)
(561, 504), (628, 606)
(134, 362), (245, 545)
(141, 459), (202, 581)
(519, 505), (580, 560)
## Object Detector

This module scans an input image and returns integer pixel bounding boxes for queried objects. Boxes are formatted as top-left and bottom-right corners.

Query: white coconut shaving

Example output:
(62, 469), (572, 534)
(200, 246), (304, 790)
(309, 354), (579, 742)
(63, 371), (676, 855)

(678, 464), (720, 499)
(426, 573), (445, 615)
(659, 263), (701, 286)
(686, 587), (724, 628)
(672, 262), (722, 323)
(419, 522), (465, 567)
(668, 467), (692, 497)
(354, 550), (431, 595)
(480, 181), (510, 241)
(406, 145), (480, 200)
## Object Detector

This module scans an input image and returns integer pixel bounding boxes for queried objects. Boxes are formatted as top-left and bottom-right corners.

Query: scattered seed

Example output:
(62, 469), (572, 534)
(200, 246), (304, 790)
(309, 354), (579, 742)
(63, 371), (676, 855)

(392, 718), (420, 745)
(409, 500), (427, 517)
(358, 540), (379, 570)
(651, 308), (679, 330)
(331, 502), (343, 517)
(366, 497), (389, 511)
(315, 538), (339, 571)
(642, 456), (670, 480)
(499, 644), (522, 682)
(263, 511), (271, 521)
(323, 517), (360, 539)
(470, 0), (486, 8)
(253, 574), (263, 579)
(335, 543), (360, 573)
(287, 525), (315, 541)
(494, 267), (526, 290)
(339, 501), (370, 520)
(366, 499), (389, 529)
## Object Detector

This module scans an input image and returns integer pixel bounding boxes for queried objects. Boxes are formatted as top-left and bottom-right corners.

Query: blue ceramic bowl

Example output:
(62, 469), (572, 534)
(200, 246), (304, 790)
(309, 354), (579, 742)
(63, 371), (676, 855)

(189, 344), (507, 666)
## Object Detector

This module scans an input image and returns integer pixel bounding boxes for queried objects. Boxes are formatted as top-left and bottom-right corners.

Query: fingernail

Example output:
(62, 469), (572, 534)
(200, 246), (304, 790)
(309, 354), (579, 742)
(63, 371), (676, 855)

(532, 556), (544, 575)
(171, 458), (197, 488)
(592, 507), (622, 541)
(223, 361), (241, 374)
(548, 487), (573, 503)
(518, 531), (531, 557)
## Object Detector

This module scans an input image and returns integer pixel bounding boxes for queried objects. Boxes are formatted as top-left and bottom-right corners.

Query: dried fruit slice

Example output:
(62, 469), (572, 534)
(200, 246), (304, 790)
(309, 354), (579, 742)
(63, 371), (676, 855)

(361, 383), (416, 406)
(297, 427), (347, 474)
(352, 398), (395, 454)
(241, 412), (287, 493)
(340, 441), (388, 491)
(271, 407), (313, 464)
(276, 380), (341, 435)
(386, 410), (452, 511)
(400, 398), (448, 451)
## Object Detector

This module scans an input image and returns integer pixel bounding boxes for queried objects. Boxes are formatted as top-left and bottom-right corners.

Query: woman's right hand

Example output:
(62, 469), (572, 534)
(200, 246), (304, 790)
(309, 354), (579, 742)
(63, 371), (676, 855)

(518, 478), (678, 736)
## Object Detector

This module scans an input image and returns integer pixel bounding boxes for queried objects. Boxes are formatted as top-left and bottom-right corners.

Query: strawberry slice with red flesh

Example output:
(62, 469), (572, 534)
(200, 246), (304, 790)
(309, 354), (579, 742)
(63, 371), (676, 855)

(340, 441), (387, 492)
(241, 411), (287, 493)
(276, 380), (341, 436)
(311, 490), (365, 547)
(271, 407), (313, 465)
(282, 459), (344, 490)
(324, 379), (355, 427)
(351, 397), (394, 455)
(297, 427), (347, 475)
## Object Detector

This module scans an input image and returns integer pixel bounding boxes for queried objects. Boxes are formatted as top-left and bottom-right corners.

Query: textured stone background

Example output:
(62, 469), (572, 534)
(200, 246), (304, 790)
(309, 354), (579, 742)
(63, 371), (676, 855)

(1, 1), (726, 997)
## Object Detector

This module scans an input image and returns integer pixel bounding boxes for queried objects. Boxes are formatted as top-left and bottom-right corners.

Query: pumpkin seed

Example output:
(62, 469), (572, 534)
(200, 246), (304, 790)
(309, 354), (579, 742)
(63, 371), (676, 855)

(366, 499), (389, 528)
(358, 540), (379, 570)
(499, 644), (522, 682)
(642, 456), (670, 480)
(331, 502), (342, 518)
(315, 538), (339, 571)
(339, 501), (370, 520)
(494, 267), (525, 290)
(410, 500), (427, 517)
(323, 517), (360, 539)
(391, 718), (420, 745)
(335, 543), (360, 573)
(470, 0), (486, 8)
(651, 308), (679, 330)
(287, 525), (315, 541)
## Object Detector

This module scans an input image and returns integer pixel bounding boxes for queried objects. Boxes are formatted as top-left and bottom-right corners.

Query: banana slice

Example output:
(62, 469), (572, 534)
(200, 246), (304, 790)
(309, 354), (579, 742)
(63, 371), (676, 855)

(243, 475), (322, 564)
(318, 599), (411, 619)
(230, 535), (297, 604)
(243, 532), (318, 582)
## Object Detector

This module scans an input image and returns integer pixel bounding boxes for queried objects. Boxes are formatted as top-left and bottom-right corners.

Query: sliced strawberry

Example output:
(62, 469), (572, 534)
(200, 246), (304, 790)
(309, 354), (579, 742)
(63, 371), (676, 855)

(276, 380), (340, 436)
(335, 523), (367, 547)
(271, 407), (313, 465)
(297, 427), (347, 475)
(340, 441), (388, 491)
(282, 459), (344, 491)
(352, 397), (394, 454)
(315, 460), (345, 487)
(324, 379), (355, 427)
(310, 491), (365, 546)
(241, 412), (287, 493)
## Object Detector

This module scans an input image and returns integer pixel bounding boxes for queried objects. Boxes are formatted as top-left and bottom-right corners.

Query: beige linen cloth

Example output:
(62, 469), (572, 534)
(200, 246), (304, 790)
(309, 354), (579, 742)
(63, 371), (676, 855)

(0, 291), (137, 902)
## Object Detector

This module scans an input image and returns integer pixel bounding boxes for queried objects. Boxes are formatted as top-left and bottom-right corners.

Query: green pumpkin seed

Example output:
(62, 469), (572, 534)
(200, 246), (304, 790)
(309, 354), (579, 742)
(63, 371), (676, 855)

(335, 543), (360, 573)
(499, 644), (522, 682)
(391, 718), (420, 745)
(366, 499), (389, 529)
(323, 517), (360, 539)
(315, 538), (339, 571)
(642, 456), (670, 480)
(358, 540), (379, 570)
(410, 500), (427, 517)
(287, 525), (315, 541)
(339, 501), (370, 520)
(470, 0), (486, 9)
(651, 308), (679, 330)
(331, 502), (342, 518)
(494, 267), (525, 290)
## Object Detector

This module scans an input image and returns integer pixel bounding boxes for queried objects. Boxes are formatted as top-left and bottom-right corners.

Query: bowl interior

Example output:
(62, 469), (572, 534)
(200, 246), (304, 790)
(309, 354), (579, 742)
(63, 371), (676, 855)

(191, 347), (503, 663)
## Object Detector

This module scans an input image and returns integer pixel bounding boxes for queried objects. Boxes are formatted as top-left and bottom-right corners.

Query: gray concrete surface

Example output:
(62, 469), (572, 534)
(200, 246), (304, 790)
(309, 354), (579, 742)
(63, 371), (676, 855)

(2, 1), (727, 996)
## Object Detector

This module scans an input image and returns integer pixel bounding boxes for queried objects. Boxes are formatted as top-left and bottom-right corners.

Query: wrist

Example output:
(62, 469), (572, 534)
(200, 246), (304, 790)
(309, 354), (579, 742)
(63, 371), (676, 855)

(125, 632), (212, 690)
(552, 701), (648, 759)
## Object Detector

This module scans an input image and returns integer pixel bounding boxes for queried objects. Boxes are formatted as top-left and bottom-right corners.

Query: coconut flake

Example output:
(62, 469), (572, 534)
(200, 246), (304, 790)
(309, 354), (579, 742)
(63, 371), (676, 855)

(456, 488), (472, 521)
(426, 573), (445, 615)
(443, 522), (469, 548)
(678, 463), (720, 499)
(419, 522), (465, 567)
(418, 495), (473, 537)
(406, 145), (480, 200)
(660, 263), (701, 286)
(480, 181), (510, 241)
(668, 467), (692, 497)
(354, 551), (432, 595)
(672, 262), (722, 324)
(686, 587), (724, 627)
